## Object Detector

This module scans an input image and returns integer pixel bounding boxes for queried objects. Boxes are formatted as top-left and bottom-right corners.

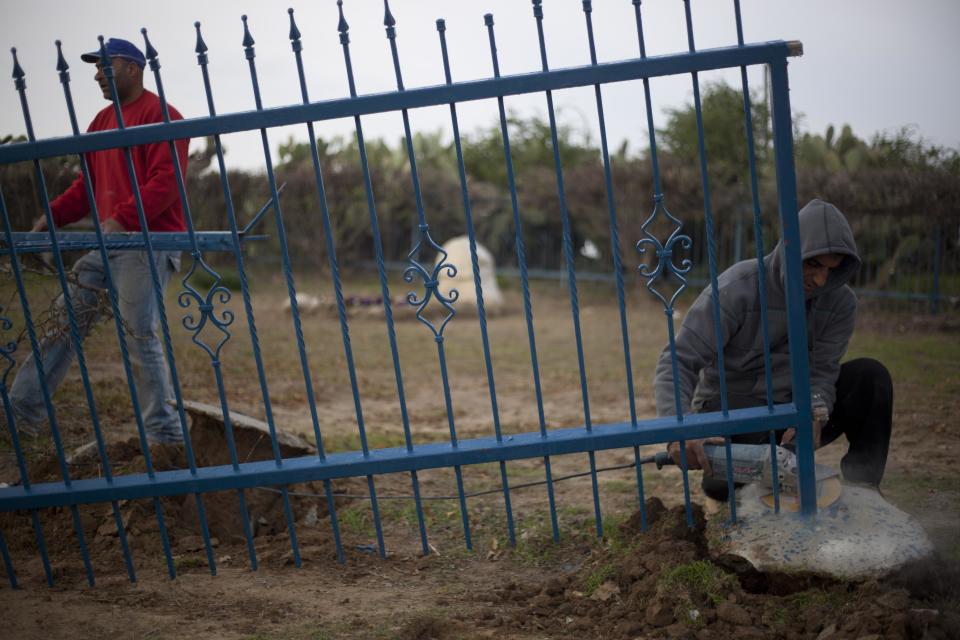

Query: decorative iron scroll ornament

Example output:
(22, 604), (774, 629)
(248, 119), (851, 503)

(179, 261), (234, 361)
(637, 196), (693, 311)
(403, 225), (459, 340)
(139, 30), (236, 364)
(379, 0), (459, 342)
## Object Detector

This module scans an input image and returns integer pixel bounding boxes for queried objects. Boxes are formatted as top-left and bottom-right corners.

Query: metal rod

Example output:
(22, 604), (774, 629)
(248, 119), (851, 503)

(682, 0), (737, 524)
(733, 0), (780, 513)
(436, 16), (515, 547)
(531, 0), (602, 539)
(335, 1), (391, 557)
(484, 12), (560, 543)
(581, 0), (646, 518)
(239, 16), (309, 567)
(284, 9), (353, 563)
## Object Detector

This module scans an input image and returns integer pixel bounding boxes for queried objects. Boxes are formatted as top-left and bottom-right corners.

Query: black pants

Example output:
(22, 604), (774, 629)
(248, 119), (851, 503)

(700, 358), (893, 501)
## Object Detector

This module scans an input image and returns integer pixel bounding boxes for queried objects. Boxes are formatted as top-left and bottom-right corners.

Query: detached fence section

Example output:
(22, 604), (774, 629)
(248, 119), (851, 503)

(0, 0), (813, 587)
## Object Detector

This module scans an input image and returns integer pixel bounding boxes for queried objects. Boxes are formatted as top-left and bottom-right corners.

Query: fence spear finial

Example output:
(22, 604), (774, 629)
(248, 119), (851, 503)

(288, 8), (301, 42)
(141, 28), (159, 67)
(97, 35), (110, 65)
(383, 0), (396, 28)
(55, 40), (69, 74)
(194, 22), (208, 56)
(241, 15), (255, 50)
(337, 0), (349, 35)
(582, 0), (592, 13)
(436, 18), (445, 32)
(11, 47), (24, 87)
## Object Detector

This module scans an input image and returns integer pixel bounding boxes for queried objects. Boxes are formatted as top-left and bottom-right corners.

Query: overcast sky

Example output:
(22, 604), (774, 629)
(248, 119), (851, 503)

(1, 0), (958, 171)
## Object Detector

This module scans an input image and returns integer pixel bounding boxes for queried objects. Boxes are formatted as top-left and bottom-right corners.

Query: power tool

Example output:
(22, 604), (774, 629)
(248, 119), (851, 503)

(645, 443), (841, 509)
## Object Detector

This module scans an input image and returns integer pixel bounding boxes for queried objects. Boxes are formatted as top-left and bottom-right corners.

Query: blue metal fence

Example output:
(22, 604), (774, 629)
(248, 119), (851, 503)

(0, 0), (814, 587)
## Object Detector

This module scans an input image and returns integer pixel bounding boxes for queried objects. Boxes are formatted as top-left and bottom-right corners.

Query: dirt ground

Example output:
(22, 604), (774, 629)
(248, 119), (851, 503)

(1, 273), (959, 639)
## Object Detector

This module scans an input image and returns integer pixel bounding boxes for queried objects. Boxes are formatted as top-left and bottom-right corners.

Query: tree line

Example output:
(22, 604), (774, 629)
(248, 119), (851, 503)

(2, 81), (958, 289)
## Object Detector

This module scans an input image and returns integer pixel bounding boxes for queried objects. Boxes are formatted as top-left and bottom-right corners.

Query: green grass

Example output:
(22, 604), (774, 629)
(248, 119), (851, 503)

(846, 331), (960, 391)
(659, 560), (737, 607)
(338, 503), (374, 537)
(582, 563), (615, 597)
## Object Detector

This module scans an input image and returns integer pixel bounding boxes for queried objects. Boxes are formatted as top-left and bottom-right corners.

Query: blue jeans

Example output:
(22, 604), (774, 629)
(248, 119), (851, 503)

(10, 249), (184, 444)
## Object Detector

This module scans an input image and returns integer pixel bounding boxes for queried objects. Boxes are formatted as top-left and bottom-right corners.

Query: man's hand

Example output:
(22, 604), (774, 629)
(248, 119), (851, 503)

(30, 216), (48, 233)
(780, 418), (825, 449)
(667, 437), (726, 475)
(100, 217), (126, 233)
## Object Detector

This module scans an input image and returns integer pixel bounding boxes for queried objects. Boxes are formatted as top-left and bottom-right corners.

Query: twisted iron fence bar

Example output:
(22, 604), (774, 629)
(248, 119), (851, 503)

(630, 0), (694, 529)
(10, 49), (99, 587)
(0, 301), (53, 587)
(95, 37), (219, 575)
(484, 12), (560, 544)
(55, 38), (172, 580)
(283, 9), (352, 563)
(335, 0), (396, 559)
(142, 28), (261, 572)
(382, 0), (473, 551)
(733, 0), (782, 513)
(681, 0), (739, 524)
(580, 0), (647, 522)
(531, 0), (604, 540)
(241, 13), (334, 569)
(436, 17), (516, 548)
(192, 21), (267, 571)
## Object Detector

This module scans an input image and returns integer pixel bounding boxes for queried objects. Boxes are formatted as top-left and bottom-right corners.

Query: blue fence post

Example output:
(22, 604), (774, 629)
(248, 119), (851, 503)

(768, 56), (817, 516)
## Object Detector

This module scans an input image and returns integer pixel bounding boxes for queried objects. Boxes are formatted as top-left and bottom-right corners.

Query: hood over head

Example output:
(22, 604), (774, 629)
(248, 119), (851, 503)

(771, 199), (860, 298)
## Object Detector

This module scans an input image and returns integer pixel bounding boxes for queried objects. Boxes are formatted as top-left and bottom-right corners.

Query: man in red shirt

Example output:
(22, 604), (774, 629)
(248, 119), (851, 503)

(11, 38), (189, 444)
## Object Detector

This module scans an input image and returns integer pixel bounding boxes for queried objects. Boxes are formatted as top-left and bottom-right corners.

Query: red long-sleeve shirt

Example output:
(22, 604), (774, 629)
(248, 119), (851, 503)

(50, 90), (189, 232)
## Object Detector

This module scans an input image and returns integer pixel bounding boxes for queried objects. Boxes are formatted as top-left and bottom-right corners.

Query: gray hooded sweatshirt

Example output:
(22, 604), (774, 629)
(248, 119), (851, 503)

(654, 199), (861, 417)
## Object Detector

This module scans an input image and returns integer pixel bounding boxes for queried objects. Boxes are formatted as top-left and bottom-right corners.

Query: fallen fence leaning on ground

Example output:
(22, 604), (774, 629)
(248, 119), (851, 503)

(0, 0), (816, 586)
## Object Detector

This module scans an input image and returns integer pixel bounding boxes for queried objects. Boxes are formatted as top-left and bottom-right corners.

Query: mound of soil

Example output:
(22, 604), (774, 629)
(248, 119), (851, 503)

(478, 498), (960, 640)
(0, 437), (366, 576)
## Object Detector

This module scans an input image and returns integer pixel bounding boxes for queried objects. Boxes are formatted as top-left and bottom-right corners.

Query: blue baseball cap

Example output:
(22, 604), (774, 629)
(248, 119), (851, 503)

(80, 38), (146, 68)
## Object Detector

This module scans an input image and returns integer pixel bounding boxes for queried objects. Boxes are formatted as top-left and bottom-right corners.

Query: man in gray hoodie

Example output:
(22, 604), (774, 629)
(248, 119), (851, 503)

(654, 199), (892, 500)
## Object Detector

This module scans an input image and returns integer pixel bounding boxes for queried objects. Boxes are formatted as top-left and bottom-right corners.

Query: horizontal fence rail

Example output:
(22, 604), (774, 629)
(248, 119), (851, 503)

(0, 0), (816, 588)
